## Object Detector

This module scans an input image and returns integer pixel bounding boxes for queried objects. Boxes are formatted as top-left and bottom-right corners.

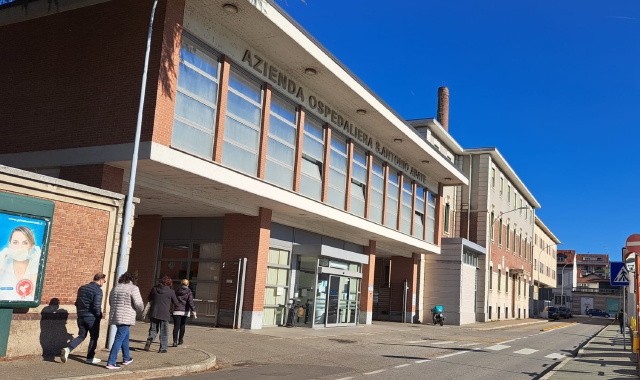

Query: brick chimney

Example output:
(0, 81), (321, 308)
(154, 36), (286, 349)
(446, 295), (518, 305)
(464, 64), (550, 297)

(436, 86), (449, 131)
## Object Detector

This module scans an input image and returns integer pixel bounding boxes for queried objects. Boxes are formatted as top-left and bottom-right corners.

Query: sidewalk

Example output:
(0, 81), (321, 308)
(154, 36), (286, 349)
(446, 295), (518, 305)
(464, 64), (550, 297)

(0, 317), (581, 380)
(543, 324), (639, 380)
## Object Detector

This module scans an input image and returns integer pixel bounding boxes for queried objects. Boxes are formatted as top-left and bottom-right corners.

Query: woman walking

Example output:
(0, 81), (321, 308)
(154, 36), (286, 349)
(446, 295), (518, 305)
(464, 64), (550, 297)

(106, 272), (144, 370)
(145, 276), (178, 353)
(172, 279), (197, 347)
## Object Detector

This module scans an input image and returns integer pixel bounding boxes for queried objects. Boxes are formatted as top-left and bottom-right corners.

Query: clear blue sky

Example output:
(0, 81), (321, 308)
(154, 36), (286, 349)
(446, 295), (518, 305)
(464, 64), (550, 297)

(282, 0), (639, 262)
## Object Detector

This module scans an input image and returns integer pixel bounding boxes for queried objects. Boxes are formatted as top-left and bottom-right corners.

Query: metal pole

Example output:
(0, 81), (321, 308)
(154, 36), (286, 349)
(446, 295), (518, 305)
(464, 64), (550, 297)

(624, 287), (626, 350)
(403, 279), (408, 323)
(107, 0), (159, 349)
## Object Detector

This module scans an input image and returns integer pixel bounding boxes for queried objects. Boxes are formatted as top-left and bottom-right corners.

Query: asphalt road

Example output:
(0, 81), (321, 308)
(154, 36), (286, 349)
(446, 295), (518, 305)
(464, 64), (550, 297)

(160, 318), (610, 380)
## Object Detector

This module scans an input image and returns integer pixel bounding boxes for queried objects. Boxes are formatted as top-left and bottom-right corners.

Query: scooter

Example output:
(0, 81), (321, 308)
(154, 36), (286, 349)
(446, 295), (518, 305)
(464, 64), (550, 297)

(433, 311), (444, 326)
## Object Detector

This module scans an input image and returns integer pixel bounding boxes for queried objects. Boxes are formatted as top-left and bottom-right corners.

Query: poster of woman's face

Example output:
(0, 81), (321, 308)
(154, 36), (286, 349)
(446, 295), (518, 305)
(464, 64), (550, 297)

(0, 213), (47, 302)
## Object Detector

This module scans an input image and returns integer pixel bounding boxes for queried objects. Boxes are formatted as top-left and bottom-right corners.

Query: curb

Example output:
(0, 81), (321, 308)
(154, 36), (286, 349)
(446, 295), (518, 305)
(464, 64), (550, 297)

(470, 319), (549, 331)
(538, 322), (611, 380)
(49, 349), (217, 380)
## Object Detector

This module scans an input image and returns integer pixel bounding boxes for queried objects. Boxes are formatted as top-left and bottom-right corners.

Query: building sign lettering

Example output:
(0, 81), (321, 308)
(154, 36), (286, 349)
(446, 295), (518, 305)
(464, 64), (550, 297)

(242, 49), (429, 186)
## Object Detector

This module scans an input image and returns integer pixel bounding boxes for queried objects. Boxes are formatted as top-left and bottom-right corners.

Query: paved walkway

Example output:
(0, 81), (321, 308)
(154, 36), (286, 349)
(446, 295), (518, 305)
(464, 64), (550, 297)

(544, 324), (639, 379)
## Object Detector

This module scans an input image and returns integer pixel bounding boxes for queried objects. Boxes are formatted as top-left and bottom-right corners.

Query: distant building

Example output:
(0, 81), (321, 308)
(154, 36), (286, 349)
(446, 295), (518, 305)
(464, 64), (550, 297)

(553, 250), (577, 307)
(576, 254), (610, 279)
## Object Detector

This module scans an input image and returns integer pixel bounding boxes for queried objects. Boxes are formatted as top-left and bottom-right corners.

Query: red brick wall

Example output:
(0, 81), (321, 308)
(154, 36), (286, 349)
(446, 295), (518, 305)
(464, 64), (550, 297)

(219, 208), (272, 315)
(0, 0), (182, 153)
(390, 254), (418, 314)
(127, 215), (162, 301)
(360, 241), (376, 314)
(59, 164), (124, 193)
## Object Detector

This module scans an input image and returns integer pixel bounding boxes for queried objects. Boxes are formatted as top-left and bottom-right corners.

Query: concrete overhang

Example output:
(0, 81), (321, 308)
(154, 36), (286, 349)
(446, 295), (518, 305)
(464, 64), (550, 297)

(190, 0), (467, 187)
(406, 118), (465, 156)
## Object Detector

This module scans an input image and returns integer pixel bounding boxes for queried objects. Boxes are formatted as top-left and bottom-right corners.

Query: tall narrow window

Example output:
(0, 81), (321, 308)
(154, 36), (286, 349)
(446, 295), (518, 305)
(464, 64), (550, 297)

(413, 186), (425, 239)
(385, 171), (400, 229)
(498, 268), (502, 291)
(491, 168), (496, 188)
(518, 278), (521, 295)
(265, 94), (297, 189)
(490, 266), (493, 289)
(350, 147), (367, 217)
(507, 184), (511, 203)
(500, 177), (504, 196)
(222, 68), (262, 175)
(299, 117), (324, 200)
(490, 211), (495, 240)
(498, 219), (503, 245)
(505, 272), (509, 292)
(369, 159), (384, 224)
(400, 178), (413, 235)
(327, 134), (348, 209)
(426, 191), (436, 244)
(172, 37), (220, 158)
(444, 203), (450, 234)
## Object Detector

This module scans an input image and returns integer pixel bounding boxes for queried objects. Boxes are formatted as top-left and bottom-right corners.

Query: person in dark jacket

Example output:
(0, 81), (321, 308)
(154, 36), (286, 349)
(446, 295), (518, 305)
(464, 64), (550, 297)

(172, 279), (197, 347)
(61, 273), (106, 364)
(144, 276), (179, 353)
(618, 309), (625, 334)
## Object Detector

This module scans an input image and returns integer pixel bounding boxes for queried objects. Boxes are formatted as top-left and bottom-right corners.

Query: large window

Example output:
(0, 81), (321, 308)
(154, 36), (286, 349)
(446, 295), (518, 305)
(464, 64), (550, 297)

(426, 191), (436, 244)
(222, 68), (263, 175)
(400, 178), (413, 235)
(369, 159), (384, 224)
(172, 37), (220, 158)
(385, 171), (400, 229)
(350, 147), (367, 217)
(263, 248), (290, 326)
(299, 117), (324, 200)
(327, 134), (348, 209)
(265, 94), (297, 189)
(413, 186), (425, 239)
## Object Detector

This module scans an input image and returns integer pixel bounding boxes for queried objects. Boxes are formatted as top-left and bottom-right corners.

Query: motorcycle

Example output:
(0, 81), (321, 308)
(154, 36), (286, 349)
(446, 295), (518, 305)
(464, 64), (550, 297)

(433, 311), (444, 326)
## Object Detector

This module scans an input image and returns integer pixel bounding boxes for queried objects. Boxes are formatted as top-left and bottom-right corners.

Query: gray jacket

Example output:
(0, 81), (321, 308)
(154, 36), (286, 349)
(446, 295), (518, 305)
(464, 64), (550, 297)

(108, 282), (144, 326)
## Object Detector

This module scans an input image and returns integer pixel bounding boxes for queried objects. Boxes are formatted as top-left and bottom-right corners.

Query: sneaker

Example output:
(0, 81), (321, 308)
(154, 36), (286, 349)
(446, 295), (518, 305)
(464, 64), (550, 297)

(105, 364), (121, 370)
(144, 339), (152, 352)
(158, 349), (167, 353)
(60, 347), (70, 364)
(122, 358), (133, 366)
(178, 340), (184, 346)
(172, 342), (178, 347)
(86, 358), (101, 364)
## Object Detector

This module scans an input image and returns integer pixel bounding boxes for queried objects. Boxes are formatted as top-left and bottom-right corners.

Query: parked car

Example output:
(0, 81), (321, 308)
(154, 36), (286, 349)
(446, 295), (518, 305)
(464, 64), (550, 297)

(587, 309), (611, 318)
(558, 307), (573, 319)
(545, 306), (560, 320)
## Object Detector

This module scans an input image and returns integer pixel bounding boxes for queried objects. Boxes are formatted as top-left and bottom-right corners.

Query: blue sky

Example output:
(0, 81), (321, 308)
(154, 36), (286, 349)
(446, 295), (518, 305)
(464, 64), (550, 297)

(282, 0), (639, 262)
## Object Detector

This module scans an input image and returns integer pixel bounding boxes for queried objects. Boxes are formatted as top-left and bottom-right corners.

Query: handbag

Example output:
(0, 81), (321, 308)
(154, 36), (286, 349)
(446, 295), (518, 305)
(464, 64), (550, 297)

(142, 301), (151, 320)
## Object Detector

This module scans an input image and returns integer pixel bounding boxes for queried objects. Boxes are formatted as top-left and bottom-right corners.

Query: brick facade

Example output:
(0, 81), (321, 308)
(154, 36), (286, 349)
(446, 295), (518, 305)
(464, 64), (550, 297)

(127, 215), (163, 300)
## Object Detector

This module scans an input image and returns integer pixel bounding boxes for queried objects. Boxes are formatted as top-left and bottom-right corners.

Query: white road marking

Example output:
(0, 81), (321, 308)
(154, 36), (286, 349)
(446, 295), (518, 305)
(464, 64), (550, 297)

(485, 344), (511, 351)
(336, 378), (353, 380)
(436, 350), (471, 359)
(406, 340), (425, 344)
(364, 370), (386, 375)
(415, 359), (431, 363)
(432, 341), (455, 345)
(545, 353), (567, 360)
(458, 342), (480, 347)
(394, 364), (411, 368)
(514, 348), (539, 355)
(500, 339), (515, 343)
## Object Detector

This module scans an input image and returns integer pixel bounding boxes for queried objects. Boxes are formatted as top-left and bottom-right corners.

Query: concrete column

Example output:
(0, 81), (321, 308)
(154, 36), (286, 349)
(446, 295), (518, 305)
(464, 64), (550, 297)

(219, 208), (272, 329)
(359, 241), (376, 324)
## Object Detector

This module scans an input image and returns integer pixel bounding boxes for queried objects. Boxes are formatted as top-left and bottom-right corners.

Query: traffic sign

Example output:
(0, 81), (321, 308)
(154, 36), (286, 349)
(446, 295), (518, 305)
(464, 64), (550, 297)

(626, 253), (636, 273)
(610, 262), (629, 286)
(626, 234), (640, 254)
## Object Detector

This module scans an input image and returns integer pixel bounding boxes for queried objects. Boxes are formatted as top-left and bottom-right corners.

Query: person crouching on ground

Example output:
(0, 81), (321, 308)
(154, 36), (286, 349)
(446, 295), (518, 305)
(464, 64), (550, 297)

(173, 279), (197, 347)
(105, 272), (144, 370)
(145, 276), (179, 353)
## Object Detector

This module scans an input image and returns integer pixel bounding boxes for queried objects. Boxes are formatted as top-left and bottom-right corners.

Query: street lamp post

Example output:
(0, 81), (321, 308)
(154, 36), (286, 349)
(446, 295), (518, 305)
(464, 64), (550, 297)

(487, 206), (527, 320)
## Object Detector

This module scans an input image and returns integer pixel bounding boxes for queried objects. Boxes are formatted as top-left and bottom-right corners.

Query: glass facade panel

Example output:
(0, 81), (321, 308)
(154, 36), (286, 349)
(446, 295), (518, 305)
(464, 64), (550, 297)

(386, 171), (399, 229)
(400, 178), (412, 234)
(327, 134), (348, 209)
(222, 68), (262, 175)
(171, 38), (219, 158)
(369, 159), (384, 224)
(263, 248), (290, 327)
(349, 147), (367, 218)
(413, 186), (425, 238)
(426, 191), (436, 243)
(300, 117), (324, 200)
(265, 94), (296, 189)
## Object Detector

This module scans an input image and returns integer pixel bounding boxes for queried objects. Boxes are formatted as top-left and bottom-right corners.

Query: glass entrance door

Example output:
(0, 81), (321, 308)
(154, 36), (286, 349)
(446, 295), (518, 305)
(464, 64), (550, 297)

(325, 275), (358, 327)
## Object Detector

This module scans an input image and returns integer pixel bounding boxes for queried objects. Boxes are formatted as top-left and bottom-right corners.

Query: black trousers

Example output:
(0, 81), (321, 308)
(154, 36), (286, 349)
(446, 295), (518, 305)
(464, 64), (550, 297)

(172, 315), (188, 343)
(68, 316), (100, 359)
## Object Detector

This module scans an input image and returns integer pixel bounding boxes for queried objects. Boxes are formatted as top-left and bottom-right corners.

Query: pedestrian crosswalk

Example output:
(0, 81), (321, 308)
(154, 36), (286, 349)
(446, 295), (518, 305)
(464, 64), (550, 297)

(405, 339), (568, 360)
